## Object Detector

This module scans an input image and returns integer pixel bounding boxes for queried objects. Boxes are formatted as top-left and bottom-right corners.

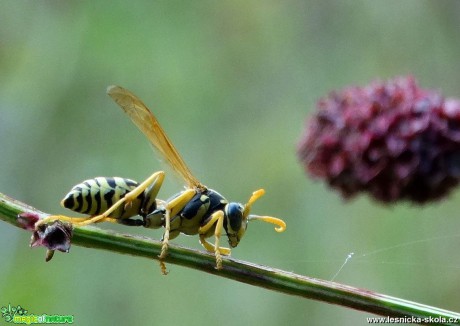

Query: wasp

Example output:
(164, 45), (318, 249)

(36, 86), (286, 271)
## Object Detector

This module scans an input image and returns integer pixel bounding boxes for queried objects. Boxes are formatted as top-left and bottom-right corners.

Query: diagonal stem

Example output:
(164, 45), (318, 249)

(0, 192), (459, 324)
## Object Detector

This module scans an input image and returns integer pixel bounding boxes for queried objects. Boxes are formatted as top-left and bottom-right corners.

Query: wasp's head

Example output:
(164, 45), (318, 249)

(224, 202), (247, 248)
(224, 189), (286, 248)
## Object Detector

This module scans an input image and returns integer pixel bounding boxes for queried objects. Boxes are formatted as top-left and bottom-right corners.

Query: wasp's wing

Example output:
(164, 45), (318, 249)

(107, 85), (202, 189)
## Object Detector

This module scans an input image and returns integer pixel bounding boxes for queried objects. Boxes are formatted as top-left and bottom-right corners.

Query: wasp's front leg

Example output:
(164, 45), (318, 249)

(198, 210), (231, 270)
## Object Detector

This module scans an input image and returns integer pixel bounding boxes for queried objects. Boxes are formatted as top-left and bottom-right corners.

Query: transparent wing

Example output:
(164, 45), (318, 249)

(107, 85), (202, 189)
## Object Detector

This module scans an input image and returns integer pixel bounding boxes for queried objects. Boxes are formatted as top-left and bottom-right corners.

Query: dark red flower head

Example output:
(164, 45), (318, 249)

(297, 76), (460, 204)
(31, 220), (73, 253)
(17, 212), (73, 261)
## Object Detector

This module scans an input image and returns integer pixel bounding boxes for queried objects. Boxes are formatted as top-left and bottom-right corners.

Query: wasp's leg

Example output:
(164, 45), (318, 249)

(198, 210), (230, 270)
(199, 236), (231, 256)
(159, 189), (197, 261)
(35, 215), (116, 228)
(124, 171), (165, 212)
(36, 171), (165, 228)
(158, 230), (180, 275)
(74, 171), (165, 227)
(159, 261), (168, 275)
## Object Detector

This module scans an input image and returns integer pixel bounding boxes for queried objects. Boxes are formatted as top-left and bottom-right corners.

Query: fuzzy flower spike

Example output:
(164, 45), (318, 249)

(298, 76), (460, 204)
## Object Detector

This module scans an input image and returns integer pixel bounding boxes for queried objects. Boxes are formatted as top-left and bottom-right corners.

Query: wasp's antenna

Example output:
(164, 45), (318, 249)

(243, 189), (286, 232)
(243, 189), (265, 217)
(248, 215), (286, 233)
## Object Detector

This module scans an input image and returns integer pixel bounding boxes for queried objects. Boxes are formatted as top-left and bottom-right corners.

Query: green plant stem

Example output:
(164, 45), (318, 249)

(1, 192), (459, 324)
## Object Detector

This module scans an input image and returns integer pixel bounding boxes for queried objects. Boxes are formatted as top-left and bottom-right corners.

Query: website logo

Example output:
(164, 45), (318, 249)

(1, 304), (73, 324)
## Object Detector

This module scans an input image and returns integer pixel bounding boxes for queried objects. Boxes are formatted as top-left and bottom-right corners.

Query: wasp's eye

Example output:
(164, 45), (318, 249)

(226, 203), (244, 231)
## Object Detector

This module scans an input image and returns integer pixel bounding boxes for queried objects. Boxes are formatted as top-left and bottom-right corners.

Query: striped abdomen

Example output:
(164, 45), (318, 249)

(61, 177), (144, 219)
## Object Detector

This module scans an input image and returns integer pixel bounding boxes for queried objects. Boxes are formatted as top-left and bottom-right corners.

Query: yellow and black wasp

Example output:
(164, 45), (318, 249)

(36, 86), (286, 271)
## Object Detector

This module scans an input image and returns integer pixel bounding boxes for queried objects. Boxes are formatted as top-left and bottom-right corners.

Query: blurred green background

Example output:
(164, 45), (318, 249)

(1, 1), (459, 325)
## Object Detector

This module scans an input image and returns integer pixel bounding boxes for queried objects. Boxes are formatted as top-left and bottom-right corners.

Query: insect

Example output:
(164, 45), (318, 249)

(36, 85), (286, 271)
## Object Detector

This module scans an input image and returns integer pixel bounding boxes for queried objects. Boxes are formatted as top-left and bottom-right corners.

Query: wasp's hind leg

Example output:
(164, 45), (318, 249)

(198, 210), (231, 270)
(35, 215), (117, 228)
(73, 171), (165, 227)
(36, 171), (165, 230)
